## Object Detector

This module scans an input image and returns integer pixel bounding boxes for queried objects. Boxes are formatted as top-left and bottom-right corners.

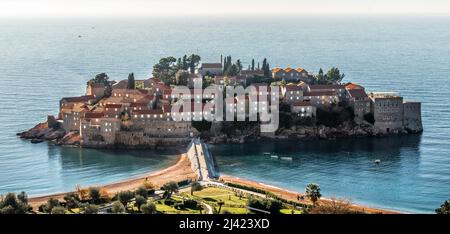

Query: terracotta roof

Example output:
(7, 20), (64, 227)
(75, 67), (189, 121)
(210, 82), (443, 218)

(345, 82), (364, 90)
(149, 77), (161, 82)
(132, 109), (164, 115)
(285, 85), (303, 91)
(105, 104), (122, 108)
(84, 112), (104, 119)
(272, 68), (283, 73)
(201, 63), (222, 69)
(304, 91), (338, 96)
(153, 82), (171, 91)
(112, 80), (128, 89)
(309, 84), (345, 90)
(61, 95), (96, 103)
(348, 89), (368, 98)
(129, 102), (149, 107)
(284, 67), (293, 72)
(295, 68), (306, 72)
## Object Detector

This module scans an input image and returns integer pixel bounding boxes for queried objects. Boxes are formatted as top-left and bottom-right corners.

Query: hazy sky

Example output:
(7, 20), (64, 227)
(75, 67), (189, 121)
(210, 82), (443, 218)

(1, 0), (449, 18)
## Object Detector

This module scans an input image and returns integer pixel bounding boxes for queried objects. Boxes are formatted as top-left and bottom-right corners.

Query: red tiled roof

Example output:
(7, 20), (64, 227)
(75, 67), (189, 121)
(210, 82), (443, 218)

(345, 82), (364, 90)
(272, 68), (283, 73)
(112, 80), (128, 89)
(129, 102), (149, 107)
(304, 91), (338, 96)
(348, 89), (368, 98)
(309, 84), (345, 90)
(84, 112), (104, 119)
(61, 95), (96, 103)
(105, 104), (122, 108)
(285, 85), (303, 91)
(132, 109), (164, 115)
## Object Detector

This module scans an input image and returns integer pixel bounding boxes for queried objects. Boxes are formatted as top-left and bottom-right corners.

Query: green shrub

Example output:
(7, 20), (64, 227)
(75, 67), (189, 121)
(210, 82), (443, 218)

(183, 199), (198, 209)
(135, 195), (147, 209)
(141, 202), (157, 214)
(111, 201), (125, 213)
(118, 190), (134, 207)
(83, 204), (99, 214)
(51, 206), (66, 214)
(136, 186), (148, 199)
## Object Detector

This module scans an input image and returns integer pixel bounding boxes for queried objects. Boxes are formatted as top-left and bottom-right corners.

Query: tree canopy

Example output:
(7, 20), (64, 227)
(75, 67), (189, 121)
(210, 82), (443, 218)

(315, 67), (345, 84)
(152, 54), (201, 85)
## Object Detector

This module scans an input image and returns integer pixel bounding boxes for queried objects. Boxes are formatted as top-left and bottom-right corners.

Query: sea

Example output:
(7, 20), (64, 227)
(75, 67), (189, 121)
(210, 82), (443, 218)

(0, 15), (449, 213)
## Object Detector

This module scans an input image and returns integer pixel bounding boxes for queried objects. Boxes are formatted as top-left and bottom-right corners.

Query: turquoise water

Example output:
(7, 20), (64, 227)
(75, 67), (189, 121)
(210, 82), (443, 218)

(0, 15), (449, 213)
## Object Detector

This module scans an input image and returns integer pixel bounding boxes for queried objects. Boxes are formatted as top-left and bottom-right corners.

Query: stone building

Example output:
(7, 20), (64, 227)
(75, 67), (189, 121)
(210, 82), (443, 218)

(346, 89), (371, 123)
(272, 67), (311, 83)
(282, 84), (303, 103)
(86, 83), (106, 98)
(403, 101), (423, 132)
(369, 92), (404, 133)
(303, 91), (339, 108)
(308, 84), (346, 100)
(290, 101), (316, 118)
(198, 63), (223, 76)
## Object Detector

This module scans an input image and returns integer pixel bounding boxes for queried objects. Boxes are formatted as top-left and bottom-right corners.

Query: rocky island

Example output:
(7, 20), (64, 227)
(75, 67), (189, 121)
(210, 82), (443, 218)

(18, 55), (423, 148)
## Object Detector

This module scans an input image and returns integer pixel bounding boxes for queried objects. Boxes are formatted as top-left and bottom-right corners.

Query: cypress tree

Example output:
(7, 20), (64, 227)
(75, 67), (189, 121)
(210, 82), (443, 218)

(127, 73), (135, 89)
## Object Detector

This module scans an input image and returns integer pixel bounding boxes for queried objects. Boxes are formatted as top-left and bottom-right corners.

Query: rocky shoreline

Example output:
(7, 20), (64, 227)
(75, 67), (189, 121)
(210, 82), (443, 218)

(17, 118), (80, 147)
(18, 118), (422, 148)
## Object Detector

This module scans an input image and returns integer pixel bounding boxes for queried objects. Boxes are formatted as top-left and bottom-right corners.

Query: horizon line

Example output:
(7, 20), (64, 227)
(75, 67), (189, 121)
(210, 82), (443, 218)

(1, 12), (450, 19)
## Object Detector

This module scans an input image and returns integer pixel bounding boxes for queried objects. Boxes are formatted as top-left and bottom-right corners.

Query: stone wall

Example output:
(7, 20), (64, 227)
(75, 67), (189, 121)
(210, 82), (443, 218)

(372, 97), (404, 133)
(403, 101), (423, 132)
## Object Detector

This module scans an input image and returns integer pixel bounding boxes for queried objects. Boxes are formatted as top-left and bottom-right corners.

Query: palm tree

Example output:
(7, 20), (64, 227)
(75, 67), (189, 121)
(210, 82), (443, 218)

(217, 200), (225, 214)
(306, 183), (322, 206)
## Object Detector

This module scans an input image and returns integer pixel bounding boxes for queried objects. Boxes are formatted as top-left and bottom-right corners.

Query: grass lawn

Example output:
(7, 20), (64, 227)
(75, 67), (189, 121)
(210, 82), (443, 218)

(192, 187), (248, 206)
(154, 199), (202, 214)
(220, 207), (249, 214)
(280, 208), (302, 214)
(190, 187), (250, 214)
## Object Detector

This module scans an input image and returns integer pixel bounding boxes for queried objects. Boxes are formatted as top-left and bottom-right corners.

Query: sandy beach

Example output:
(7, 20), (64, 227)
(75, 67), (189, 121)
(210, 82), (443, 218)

(220, 175), (400, 214)
(28, 153), (197, 209)
(28, 153), (399, 214)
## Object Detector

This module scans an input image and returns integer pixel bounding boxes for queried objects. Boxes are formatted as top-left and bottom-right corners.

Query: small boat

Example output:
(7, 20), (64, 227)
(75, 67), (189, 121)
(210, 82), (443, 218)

(270, 155), (279, 159)
(78, 35), (82, 38)
(263, 152), (271, 156)
(280, 157), (293, 161)
(374, 159), (381, 164)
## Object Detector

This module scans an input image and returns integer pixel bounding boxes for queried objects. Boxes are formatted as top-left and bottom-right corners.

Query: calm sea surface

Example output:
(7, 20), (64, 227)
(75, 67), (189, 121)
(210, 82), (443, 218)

(0, 16), (449, 213)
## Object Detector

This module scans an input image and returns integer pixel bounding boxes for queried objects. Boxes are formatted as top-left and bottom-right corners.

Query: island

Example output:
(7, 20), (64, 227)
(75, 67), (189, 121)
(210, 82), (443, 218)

(5, 55), (428, 214)
(18, 54), (423, 148)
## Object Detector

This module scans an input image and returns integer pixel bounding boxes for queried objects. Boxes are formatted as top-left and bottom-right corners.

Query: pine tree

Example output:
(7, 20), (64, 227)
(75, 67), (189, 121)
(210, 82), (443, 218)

(251, 59), (255, 71)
